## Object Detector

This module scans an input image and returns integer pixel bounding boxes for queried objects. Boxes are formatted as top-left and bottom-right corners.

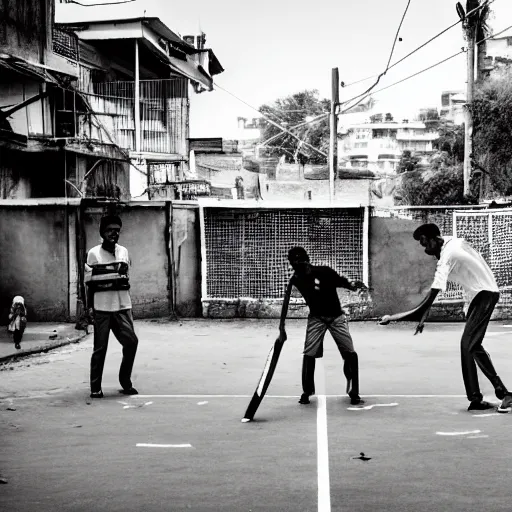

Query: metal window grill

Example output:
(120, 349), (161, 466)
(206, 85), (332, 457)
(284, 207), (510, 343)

(52, 27), (79, 62)
(454, 209), (512, 305)
(85, 79), (188, 154)
(202, 207), (365, 299)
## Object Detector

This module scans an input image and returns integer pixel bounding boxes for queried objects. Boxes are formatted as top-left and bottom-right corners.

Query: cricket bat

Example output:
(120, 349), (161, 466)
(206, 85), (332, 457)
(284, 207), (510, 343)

(379, 292), (433, 324)
(241, 336), (285, 422)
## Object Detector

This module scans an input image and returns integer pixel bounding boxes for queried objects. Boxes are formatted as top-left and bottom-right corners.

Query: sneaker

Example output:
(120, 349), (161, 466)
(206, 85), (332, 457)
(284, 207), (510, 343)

(120, 387), (138, 395)
(14, 343), (21, 350)
(350, 397), (366, 406)
(298, 393), (311, 404)
(90, 390), (103, 398)
(467, 400), (495, 411)
(497, 394), (512, 413)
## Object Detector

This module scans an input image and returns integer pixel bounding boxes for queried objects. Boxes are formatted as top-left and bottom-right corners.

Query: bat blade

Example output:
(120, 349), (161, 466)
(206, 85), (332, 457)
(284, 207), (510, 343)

(381, 292), (433, 323)
(242, 337), (284, 422)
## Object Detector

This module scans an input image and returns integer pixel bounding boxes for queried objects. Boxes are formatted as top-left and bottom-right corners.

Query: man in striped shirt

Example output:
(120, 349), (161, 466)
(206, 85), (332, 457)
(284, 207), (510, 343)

(85, 215), (139, 399)
(411, 223), (512, 413)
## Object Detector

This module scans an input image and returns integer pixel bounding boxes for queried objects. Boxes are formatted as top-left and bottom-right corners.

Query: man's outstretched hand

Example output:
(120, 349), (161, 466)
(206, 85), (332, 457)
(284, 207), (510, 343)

(379, 314), (391, 325)
(350, 280), (369, 297)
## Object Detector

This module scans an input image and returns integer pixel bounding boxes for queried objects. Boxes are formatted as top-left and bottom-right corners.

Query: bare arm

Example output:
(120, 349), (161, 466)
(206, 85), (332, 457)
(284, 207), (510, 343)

(332, 269), (367, 292)
(414, 288), (440, 335)
(278, 278), (294, 340)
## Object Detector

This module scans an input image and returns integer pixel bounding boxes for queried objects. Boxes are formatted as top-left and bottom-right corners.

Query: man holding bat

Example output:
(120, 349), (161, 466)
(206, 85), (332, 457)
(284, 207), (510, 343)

(279, 247), (367, 406)
(380, 223), (512, 413)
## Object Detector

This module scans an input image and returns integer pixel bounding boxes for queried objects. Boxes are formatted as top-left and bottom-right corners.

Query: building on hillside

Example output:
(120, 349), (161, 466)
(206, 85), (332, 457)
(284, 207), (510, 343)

(0, 0), (130, 200)
(439, 90), (466, 125)
(188, 137), (262, 200)
(55, 14), (224, 200)
(237, 116), (263, 158)
(480, 32), (512, 78)
(339, 118), (438, 174)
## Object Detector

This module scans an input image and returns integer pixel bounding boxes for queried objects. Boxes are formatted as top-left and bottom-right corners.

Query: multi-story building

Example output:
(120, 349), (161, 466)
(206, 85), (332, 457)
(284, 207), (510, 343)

(480, 32), (512, 79)
(0, 0), (124, 199)
(439, 90), (466, 125)
(340, 118), (438, 174)
(55, 13), (224, 200)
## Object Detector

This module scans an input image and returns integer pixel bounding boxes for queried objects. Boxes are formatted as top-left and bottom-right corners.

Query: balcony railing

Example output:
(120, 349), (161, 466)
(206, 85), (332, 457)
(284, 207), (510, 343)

(77, 79), (189, 156)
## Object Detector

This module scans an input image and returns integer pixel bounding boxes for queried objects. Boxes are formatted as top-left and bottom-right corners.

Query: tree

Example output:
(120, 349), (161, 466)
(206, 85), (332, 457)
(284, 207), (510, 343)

(471, 69), (512, 197)
(433, 120), (465, 164)
(397, 150), (420, 174)
(259, 90), (330, 165)
(397, 165), (478, 206)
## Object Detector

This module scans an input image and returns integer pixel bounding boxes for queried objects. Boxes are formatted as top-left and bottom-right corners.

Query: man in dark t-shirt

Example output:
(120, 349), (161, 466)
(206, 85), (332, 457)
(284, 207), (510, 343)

(278, 246), (367, 405)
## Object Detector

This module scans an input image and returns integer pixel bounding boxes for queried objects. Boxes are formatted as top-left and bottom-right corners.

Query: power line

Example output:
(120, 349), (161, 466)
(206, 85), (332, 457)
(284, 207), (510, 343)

(213, 81), (328, 157)
(386, 0), (412, 70)
(64, 0), (136, 5)
(343, 0), (412, 112)
(345, 22), (512, 106)
(341, 0), (496, 96)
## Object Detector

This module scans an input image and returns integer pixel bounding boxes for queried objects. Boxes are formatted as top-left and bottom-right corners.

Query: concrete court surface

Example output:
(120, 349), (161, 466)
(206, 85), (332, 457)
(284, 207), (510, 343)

(1, 318), (512, 512)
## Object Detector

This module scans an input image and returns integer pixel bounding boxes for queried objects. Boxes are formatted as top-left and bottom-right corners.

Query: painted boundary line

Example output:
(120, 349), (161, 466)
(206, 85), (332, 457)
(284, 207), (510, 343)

(316, 359), (331, 512)
(133, 394), (468, 399)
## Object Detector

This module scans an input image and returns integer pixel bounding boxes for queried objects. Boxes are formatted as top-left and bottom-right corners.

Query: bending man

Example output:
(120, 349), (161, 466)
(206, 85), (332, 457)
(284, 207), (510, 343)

(383, 223), (511, 413)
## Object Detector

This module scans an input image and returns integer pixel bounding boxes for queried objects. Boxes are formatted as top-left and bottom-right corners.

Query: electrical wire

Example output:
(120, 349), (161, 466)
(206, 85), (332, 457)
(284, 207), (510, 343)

(64, 0), (136, 5)
(213, 81), (328, 157)
(339, 0), (412, 113)
(347, 22), (512, 105)
(341, 0), (495, 94)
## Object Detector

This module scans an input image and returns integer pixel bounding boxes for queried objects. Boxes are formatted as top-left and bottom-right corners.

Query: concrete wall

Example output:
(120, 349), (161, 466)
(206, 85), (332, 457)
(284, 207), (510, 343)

(0, 0), (49, 63)
(171, 204), (201, 316)
(369, 213), (437, 317)
(83, 203), (170, 319)
(0, 200), (202, 323)
(0, 204), (71, 322)
(260, 176), (372, 205)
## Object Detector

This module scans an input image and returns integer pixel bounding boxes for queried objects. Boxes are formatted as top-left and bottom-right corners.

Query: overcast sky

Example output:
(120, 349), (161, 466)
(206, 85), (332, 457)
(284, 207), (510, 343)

(58, 0), (512, 138)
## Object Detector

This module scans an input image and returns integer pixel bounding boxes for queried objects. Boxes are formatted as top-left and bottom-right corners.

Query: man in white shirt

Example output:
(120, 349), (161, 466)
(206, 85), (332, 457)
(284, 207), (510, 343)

(409, 223), (511, 413)
(85, 215), (139, 399)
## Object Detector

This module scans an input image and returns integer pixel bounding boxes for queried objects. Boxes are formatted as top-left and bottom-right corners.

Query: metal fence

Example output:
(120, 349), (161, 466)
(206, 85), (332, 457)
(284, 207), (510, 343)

(201, 206), (368, 300)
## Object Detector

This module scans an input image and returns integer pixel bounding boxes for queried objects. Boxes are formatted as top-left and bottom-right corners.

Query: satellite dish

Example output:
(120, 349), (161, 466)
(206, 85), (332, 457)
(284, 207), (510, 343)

(456, 2), (465, 21)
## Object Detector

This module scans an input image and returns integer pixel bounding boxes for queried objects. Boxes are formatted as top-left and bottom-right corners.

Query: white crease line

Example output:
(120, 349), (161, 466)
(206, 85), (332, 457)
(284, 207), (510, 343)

(436, 430), (481, 436)
(316, 359), (331, 512)
(136, 443), (192, 448)
(348, 403), (399, 411)
(133, 394), (467, 399)
(467, 435), (489, 439)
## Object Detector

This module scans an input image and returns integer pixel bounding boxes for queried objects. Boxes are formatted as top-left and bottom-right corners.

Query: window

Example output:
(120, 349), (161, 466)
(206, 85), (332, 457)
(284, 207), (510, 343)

(507, 37), (512, 46)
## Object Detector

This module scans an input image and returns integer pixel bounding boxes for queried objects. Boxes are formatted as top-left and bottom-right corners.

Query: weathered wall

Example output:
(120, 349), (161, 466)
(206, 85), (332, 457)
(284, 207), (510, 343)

(171, 204), (201, 316)
(0, 200), (202, 323)
(0, 0), (49, 63)
(260, 176), (372, 204)
(369, 213), (437, 317)
(83, 203), (170, 319)
(0, 204), (70, 322)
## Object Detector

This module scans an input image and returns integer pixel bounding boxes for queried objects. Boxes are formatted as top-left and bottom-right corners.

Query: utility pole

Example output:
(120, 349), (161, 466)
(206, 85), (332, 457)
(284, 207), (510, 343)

(461, 1), (478, 197)
(329, 68), (339, 203)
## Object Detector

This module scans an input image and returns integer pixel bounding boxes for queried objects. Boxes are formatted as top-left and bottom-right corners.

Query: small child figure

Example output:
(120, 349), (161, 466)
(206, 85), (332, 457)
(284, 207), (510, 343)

(8, 296), (27, 350)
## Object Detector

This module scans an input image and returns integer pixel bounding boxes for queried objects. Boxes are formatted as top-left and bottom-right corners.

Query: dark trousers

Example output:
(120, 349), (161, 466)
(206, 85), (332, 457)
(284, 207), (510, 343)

(12, 329), (23, 344)
(461, 291), (507, 402)
(90, 309), (139, 393)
